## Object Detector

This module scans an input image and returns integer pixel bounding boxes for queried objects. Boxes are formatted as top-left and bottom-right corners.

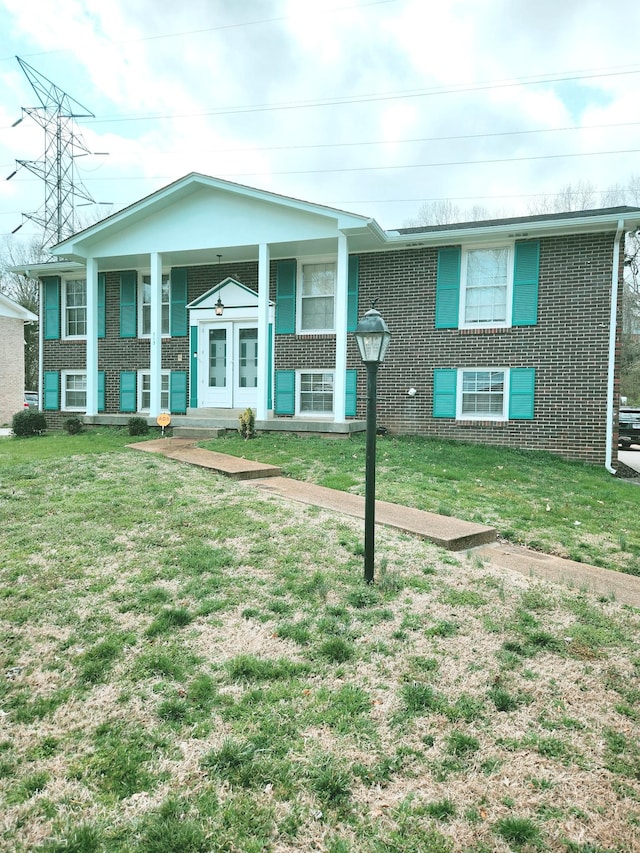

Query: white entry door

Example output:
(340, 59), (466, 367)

(199, 322), (258, 408)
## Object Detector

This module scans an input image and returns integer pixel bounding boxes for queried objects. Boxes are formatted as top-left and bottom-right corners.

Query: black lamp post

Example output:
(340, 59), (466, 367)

(353, 304), (391, 584)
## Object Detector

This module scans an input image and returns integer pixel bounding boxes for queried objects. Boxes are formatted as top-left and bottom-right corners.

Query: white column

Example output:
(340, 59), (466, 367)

(85, 257), (99, 416)
(257, 242), (270, 421)
(149, 252), (163, 417)
(333, 233), (349, 422)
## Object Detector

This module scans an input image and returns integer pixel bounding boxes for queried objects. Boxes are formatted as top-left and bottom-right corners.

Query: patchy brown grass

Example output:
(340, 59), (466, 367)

(0, 442), (639, 852)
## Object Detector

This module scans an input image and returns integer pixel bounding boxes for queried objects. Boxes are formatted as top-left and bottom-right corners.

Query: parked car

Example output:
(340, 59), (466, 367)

(619, 407), (640, 448)
(23, 391), (38, 410)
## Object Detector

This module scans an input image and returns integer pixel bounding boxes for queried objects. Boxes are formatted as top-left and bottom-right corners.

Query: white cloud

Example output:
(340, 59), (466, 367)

(1, 0), (640, 236)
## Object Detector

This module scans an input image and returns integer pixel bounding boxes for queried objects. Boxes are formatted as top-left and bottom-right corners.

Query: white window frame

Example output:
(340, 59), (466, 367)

(296, 370), (334, 417)
(297, 256), (337, 334)
(138, 370), (170, 412)
(139, 272), (171, 338)
(456, 367), (510, 421)
(459, 243), (514, 330)
(61, 370), (87, 411)
(62, 278), (87, 340)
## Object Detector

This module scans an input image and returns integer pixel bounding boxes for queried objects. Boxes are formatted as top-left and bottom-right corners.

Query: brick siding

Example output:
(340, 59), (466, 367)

(41, 233), (623, 464)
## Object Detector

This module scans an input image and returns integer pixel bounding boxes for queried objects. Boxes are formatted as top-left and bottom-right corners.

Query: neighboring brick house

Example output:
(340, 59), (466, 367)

(0, 292), (37, 425)
(13, 174), (640, 470)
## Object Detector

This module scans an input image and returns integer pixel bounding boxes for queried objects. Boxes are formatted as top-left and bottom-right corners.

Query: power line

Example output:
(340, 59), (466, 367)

(5, 143), (639, 190)
(82, 66), (640, 126)
(68, 119), (640, 158)
(0, 0), (398, 62)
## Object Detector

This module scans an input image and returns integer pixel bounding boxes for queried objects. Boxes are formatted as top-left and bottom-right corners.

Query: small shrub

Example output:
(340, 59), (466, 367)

(63, 416), (84, 435)
(238, 407), (255, 440)
(12, 409), (47, 437)
(128, 416), (149, 436)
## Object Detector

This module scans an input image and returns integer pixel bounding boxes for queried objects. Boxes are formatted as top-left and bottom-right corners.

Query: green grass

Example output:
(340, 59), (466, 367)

(0, 429), (639, 852)
(201, 431), (640, 574)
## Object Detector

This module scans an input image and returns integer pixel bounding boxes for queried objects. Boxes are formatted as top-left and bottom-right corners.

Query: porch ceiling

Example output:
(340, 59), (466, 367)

(89, 236), (349, 272)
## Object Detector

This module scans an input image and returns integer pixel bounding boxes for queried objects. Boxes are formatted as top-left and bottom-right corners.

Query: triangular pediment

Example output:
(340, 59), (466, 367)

(50, 174), (378, 268)
(188, 277), (271, 310)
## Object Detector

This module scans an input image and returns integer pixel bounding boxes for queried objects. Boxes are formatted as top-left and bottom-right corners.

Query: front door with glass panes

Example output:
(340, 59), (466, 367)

(199, 322), (259, 408)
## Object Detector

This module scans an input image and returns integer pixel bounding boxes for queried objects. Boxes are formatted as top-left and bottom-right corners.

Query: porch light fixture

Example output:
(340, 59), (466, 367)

(215, 296), (224, 316)
(353, 303), (391, 584)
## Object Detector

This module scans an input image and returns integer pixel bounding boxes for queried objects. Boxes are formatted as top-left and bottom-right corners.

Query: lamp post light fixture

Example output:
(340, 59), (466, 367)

(353, 303), (391, 584)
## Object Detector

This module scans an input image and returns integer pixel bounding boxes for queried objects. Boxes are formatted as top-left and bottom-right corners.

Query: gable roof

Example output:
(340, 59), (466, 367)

(23, 173), (640, 273)
(51, 172), (384, 260)
(396, 206), (640, 235)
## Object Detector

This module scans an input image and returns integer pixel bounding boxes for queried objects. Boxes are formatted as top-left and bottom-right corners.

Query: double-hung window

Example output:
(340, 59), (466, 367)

(461, 246), (512, 328)
(62, 371), (87, 411)
(299, 260), (336, 332)
(298, 371), (334, 415)
(459, 369), (507, 419)
(63, 279), (87, 338)
(436, 240), (539, 330)
(141, 274), (170, 336)
(139, 370), (170, 411)
(434, 366), (535, 421)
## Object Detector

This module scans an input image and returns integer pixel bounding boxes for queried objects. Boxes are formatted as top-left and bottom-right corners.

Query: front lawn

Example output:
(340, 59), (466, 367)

(0, 433), (638, 851)
(203, 432), (640, 574)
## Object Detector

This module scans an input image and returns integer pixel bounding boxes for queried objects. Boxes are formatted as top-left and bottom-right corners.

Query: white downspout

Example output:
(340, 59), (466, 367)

(605, 219), (625, 474)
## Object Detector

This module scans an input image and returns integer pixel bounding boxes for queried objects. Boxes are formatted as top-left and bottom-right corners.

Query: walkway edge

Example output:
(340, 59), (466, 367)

(251, 476), (496, 551)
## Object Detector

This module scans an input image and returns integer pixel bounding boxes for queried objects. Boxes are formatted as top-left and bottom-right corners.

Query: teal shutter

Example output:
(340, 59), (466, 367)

(42, 277), (60, 340)
(512, 241), (540, 326)
(190, 326), (198, 408)
(267, 323), (273, 410)
(120, 272), (137, 338)
(509, 368), (535, 420)
(119, 371), (137, 413)
(98, 273), (106, 338)
(345, 369), (358, 417)
(43, 371), (59, 410)
(170, 268), (188, 337)
(433, 369), (457, 417)
(347, 255), (359, 332)
(274, 370), (295, 415)
(170, 371), (188, 413)
(435, 248), (461, 329)
(276, 260), (296, 334)
(98, 370), (105, 412)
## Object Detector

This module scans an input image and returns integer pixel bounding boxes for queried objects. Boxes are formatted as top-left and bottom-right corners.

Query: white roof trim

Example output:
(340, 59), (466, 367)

(50, 173), (376, 255)
(0, 292), (37, 321)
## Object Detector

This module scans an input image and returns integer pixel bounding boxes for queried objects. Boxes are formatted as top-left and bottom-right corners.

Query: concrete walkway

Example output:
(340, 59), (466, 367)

(130, 438), (640, 608)
(131, 438), (495, 551)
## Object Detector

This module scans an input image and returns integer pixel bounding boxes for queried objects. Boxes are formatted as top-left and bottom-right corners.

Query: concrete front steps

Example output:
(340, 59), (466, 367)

(85, 409), (366, 438)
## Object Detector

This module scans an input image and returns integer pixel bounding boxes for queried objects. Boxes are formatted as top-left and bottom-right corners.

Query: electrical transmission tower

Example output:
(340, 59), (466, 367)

(8, 56), (100, 251)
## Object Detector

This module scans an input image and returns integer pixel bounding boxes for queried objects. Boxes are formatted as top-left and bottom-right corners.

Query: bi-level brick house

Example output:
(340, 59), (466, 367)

(15, 173), (640, 470)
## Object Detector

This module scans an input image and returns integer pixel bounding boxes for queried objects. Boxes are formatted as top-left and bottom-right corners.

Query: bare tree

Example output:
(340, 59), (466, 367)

(0, 236), (45, 391)
(403, 199), (492, 227)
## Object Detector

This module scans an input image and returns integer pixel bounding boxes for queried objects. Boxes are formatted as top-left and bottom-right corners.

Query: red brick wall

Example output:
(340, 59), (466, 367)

(351, 232), (616, 463)
(41, 233), (621, 464)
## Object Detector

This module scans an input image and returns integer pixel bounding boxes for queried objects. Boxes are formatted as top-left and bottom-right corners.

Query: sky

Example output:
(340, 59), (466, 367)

(1, 0), (640, 244)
